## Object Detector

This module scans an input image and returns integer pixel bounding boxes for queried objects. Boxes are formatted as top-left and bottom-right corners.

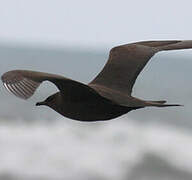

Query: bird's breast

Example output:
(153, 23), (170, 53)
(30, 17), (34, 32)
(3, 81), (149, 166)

(51, 98), (129, 121)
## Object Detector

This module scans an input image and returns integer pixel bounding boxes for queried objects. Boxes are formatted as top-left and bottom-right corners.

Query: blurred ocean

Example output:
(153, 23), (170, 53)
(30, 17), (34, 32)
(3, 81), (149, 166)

(0, 44), (192, 180)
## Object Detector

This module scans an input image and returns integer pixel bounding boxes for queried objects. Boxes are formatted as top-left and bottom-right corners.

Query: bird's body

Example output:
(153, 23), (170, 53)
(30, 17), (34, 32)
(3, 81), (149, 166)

(1, 40), (191, 121)
(47, 92), (130, 121)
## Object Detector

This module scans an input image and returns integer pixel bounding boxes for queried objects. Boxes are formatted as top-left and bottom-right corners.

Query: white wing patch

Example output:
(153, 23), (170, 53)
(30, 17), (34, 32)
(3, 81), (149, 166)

(2, 72), (40, 99)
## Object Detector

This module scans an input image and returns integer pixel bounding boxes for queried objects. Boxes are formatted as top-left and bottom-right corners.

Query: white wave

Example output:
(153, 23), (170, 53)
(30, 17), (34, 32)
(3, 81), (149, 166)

(0, 117), (191, 179)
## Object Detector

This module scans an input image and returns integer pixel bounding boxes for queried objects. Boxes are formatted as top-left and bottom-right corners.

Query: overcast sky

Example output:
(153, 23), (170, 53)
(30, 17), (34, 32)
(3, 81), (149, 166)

(0, 0), (192, 49)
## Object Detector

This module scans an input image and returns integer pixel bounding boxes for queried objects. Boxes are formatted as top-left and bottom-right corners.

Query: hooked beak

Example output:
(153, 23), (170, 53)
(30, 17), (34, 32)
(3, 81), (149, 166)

(36, 101), (46, 106)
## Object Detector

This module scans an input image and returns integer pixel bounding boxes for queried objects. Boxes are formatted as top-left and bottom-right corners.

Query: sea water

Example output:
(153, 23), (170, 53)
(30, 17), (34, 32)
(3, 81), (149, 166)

(0, 117), (192, 180)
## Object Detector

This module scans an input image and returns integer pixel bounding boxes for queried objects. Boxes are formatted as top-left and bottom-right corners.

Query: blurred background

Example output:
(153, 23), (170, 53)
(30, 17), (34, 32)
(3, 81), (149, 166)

(0, 0), (192, 179)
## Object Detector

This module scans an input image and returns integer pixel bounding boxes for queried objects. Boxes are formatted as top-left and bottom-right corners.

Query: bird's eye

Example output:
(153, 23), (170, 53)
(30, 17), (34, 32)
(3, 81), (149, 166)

(46, 96), (54, 102)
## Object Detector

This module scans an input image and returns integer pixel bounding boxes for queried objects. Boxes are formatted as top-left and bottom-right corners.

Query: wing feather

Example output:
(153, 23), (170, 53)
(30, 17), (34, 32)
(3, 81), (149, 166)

(89, 40), (192, 96)
(1, 70), (99, 100)
(2, 73), (40, 99)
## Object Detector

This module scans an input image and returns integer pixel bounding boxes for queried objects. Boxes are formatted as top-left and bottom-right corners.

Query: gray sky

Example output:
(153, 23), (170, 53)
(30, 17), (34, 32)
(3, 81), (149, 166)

(0, 0), (192, 49)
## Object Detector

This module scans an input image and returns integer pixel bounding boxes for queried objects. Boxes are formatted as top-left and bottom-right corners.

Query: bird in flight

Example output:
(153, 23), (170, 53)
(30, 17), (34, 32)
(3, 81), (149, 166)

(1, 40), (191, 121)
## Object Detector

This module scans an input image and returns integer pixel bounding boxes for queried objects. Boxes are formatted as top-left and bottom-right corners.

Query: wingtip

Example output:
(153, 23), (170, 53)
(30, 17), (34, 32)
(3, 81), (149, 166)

(1, 70), (41, 100)
(159, 40), (192, 51)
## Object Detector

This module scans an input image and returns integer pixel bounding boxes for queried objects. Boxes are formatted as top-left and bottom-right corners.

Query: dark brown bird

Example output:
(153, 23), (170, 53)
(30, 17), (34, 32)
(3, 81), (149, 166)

(1, 40), (192, 121)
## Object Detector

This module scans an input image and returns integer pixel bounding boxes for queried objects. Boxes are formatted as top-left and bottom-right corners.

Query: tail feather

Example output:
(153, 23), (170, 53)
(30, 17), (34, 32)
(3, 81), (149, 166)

(147, 100), (167, 104)
(157, 104), (183, 107)
(147, 102), (183, 107)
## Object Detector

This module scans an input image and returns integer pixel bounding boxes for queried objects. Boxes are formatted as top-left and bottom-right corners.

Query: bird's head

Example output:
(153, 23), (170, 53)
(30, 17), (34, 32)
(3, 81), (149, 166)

(36, 93), (58, 107)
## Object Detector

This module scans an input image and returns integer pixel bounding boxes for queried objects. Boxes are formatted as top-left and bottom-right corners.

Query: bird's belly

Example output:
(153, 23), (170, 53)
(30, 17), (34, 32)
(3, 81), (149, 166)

(55, 101), (129, 121)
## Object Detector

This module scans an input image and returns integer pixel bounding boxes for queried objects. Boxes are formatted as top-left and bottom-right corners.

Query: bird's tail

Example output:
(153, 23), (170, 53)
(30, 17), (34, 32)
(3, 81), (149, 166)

(146, 100), (183, 107)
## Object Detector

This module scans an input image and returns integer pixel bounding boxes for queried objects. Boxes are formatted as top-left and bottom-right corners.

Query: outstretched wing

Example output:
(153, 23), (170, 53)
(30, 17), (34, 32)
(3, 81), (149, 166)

(89, 40), (192, 96)
(1, 70), (97, 99)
